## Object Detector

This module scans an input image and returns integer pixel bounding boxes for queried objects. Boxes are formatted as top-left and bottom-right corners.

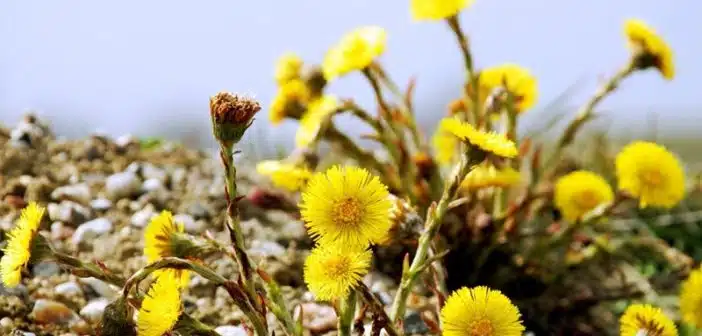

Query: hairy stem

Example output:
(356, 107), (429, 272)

(338, 290), (357, 336)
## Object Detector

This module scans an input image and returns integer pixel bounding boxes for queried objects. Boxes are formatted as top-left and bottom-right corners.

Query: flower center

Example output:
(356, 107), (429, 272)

(640, 169), (664, 187)
(323, 256), (351, 279)
(332, 197), (364, 229)
(635, 314), (666, 336)
(469, 318), (494, 336)
(575, 190), (600, 211)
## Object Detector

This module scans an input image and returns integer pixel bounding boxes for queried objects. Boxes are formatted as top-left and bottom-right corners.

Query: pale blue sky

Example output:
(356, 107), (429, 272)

(0, 1), (699, 148)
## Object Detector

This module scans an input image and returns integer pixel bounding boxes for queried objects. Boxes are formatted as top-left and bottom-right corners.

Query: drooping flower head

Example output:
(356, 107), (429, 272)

(619, 303), (677, 336)
(275, 52), (304, 85)
(615, 141), (685, 208)
(460, 164), (522, 191)
(322, 26), (387, 81)
(479, 64), (538, 113)
(441, 117), (518, 159)
(440, 286), (525, 336)
(554, 170), (614, 222)
(269, 79), (311, 125)
(680, 267), (702, 328)
(624, 19), (675, 80)
(300, 166), (393, 247)
(410, 0), (474, 21)
(295, 95), (339, 148)
(303, 244), (371, 301)
(144, 211), (196, 285)
(137, 271), (182, 336)
(256, 160), (313, 192)
(1, 202), (46, 287)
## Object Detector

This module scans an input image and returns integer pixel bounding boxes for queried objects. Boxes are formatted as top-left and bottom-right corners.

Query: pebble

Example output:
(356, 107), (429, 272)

(31, 299), (80, 325)
(171, 168), (188, 188)
(130, 205), (157, 228)
(47, 201), (91, 225)
(403, 312), (429, 335)
(32, 262), (61, 277)
(248, 240), (286, 258)
(10, 120), (44, 148)
(79, 298), (109, 322)
(186, 202), (212, 220)
(141, 163), (168, 184)
(105, 171), (141, 200)
(78, 278), (117, 299)
(90, 198), (113, 211)
(115, 134), (136, 148)
(0, 317), (13, 328)
(10, 331), (36, 336)
(298, 302), (337, 331)
(141, 178), (164, 193)
(51, 222), (74, 240)
(173, 213), (203, 233)
(51, 183), (91, 204)
(0, 283), (28, 298)
(214, 325), (248, 336)
(71, 218), (113, 245)
(54, 282), (82, 296)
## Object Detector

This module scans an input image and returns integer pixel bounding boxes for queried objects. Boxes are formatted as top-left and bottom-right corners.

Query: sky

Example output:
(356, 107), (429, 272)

(0, 0), (699, 149)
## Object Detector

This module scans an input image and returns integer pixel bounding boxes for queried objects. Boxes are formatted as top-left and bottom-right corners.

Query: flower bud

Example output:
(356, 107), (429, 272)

(209, 92), (261, 145)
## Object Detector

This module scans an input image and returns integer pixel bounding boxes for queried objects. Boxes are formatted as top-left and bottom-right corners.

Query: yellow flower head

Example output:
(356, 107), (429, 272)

(441, 117), (518, 158)
(410, 0), (474, 21)
(432, 120), (460, 164)
(554, 170), (614, 222)
(460, 164), (521, 191)
(1, 202), (45, 287)
(295, 95), (339, 148)
(144, 211), (192, 285)
(303, 243), (371, 301)
(300, 166), (393, 247)
(619, 303), (677, 336)
(275, 52), (303, 85)
(615, 141), (685, 208)
(137, 272), (182, 336)
(270, 79), (311, 125)
(624, 19), (675, 80)
(322, 26), (386, 81)
(256, 160), (313, 192)
(440, 286), (525, 336)
(480, 64), (538, 112)
(680, 267), (702, 328)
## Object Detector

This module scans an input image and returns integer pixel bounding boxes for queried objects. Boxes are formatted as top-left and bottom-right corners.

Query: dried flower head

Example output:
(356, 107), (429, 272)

(256, 160), (313, 192)
(619, 303), (677, 336)
(295, 95), (339, 148)
(1, 202), (46, 287)
(209, 92), (261, 144)
(680, 266), (702, 328)
(137, 272), (182, 336)
(275, 52), (304, 85)
(322, 26), (387, 81)
(144, 211), (197, 285)
(440, 286), (525, 336)
(441, 117), (518, 159)
(615, 141), (685, 208)
(411, 0), (474, 21)
(300, 165), (393, 248)
(479, 64), (538, 113)
(554, 170), (614, 222)
(270, 79), (311, 125)
(460, 164), (521, 191)
(303, 243), (371, 301)
(624, 19), (675, 80)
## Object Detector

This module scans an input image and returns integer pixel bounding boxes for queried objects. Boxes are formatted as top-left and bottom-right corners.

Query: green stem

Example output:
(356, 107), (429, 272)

(338, 290), (357, 336)
(446, 15), (480, 126)
(52, 251), (126, 287)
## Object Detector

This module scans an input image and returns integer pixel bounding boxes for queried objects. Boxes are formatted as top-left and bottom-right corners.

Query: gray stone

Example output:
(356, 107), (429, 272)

(141, 163), (168, 183)
(79, 298), (109, 322)
(130, 205), (157, 228)
(55, 281), (82, 296)
(31, 299), (80, 325)
(51, 183), (91, 204)
(47, 201), (91, 224)
(115, 134), (136, 148)
(141, 178), (164, 193)
(173, 213), (203, 233)
(248, 240), (286, 258)
(0, 283), (28, 298)
(105, 171), (141, 200)
(214, 325), (248, 336)
(32, 262), (61, 277)
(10, 330), (36, 336)
(71, 218), (113, 245)
(0, 317), (13, 328)
(171, 167), (188, 188)
(78, 277), (117, 299)
(90, 198), (113, 211)
(186, 202), (211, 219)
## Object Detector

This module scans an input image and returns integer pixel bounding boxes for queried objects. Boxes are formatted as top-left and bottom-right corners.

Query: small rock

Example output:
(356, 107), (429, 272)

(71, 218), (113, 245)
(141, 163), (168, 183)
(9, 330), (36, 336)
(47, 201), (91, 225)
(55, 282), (82, 296)
(186, 202), (212, 220)
(141, 178), (164, 193)
(51, 183), (91, 204)
(51, 222), (74, 240)
(78, 278), (117, 299)
(0, 283), (28, 298)
(79, 298), (109, 322)
(298, 302), (337, 331)
(173, 213), (203, 233)
(126, 162), (141, 174)
(32, 262), (61, 277)
(248, 240), (286, 258)
(171, 168), (188, 188)
(130, 205), (157, 228)
(31, 299), (80, 325)
(403, 312), (429, 335)
(115, 134), (136, 148)
(90, 198), (112, 211)
(214, 325), (247, 336)
(10, 118), (45, 148)
(0, 316), (13, 328)
(105, 172), (141, 200)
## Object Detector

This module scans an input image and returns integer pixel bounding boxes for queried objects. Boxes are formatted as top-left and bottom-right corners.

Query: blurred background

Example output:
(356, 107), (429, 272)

(0, 0), (699, 153)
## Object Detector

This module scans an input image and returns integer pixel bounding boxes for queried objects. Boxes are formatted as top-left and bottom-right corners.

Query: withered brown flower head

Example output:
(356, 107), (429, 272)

(209, 92), (261, 125)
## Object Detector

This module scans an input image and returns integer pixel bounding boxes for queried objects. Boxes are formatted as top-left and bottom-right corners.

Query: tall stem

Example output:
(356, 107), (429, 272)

(447, 16), (480, 125)
(52, 251), (126, 287)
(338, 290), (357, 336)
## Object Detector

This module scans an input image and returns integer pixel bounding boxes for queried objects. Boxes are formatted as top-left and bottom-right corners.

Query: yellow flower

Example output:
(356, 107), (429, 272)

(1, 202), (45, 287)
(480, 64), (538, 112)
(440, 286), (525, 336)
(624, 19), (675, 80)
(144, 211), (192, 285)
(554, 170), (614, 222)
(137, 271), (182, 336)
(322, 26), (386, 81)
(615, 141), (685, 208)
(269, 79), (311, 125)
(256, 160), (313, 192)
(432, 120), (460, 164)
(680, 267), (702, 328)
(295, 95), (339, 148)
(300, 165), (393, 247)
(303, 243), (371, 301)
(619, 303), (677, 336)
(275, 52), (303, 85)
(410, 0), (474, 21)
(441, 117), (518, 158)
(460, 164), (521, 191)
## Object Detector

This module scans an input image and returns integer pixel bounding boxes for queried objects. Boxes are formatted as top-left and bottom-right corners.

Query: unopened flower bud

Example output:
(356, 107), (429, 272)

(209, 92), (261, 145)
(97, 298), (136, 336)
